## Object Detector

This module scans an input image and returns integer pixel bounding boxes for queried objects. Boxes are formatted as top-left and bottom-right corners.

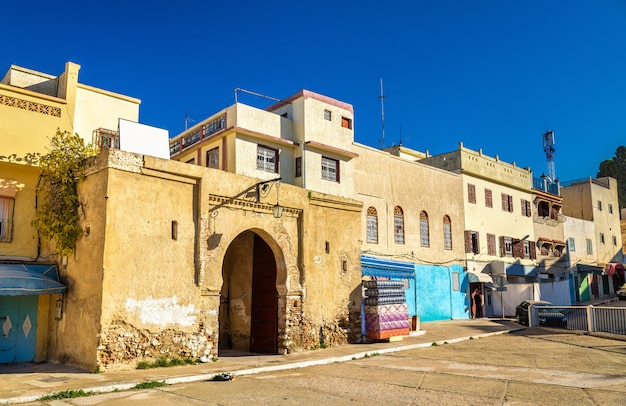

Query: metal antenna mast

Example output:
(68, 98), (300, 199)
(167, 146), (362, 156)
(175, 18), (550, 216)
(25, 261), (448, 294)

(377, 78), (386, 149)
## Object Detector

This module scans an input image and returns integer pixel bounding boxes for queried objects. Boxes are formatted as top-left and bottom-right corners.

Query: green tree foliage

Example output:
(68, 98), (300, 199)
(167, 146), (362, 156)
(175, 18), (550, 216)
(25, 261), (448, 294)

(597, 146), (626, 209)
(31, 130), (98, 255)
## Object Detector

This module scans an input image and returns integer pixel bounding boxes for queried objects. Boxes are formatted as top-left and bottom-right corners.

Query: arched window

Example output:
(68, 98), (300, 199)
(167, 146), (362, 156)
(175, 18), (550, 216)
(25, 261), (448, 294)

(420, 211), (430, 247)
(394, 206), (405, 244)
(443, 215), (452, 250)
(366, 206), (378, 244)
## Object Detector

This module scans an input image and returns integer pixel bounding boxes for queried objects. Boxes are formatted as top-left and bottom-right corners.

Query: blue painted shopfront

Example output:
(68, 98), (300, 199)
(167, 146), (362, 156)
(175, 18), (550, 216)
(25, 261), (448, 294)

(0, 264), (66, 363)
(361, 256), (468, 322)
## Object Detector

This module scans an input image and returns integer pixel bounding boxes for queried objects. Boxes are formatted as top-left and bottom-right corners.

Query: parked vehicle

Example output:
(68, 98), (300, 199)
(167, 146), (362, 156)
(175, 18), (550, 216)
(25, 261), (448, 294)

(515, 300), (567, 328)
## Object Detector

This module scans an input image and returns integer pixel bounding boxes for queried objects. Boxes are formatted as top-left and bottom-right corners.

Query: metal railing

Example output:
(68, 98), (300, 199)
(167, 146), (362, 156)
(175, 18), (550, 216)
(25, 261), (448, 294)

(529, 301), (626, 335)
(532, 177), (560, 195)
(93, 128), (120, 150)
(169, 114), (225, 156)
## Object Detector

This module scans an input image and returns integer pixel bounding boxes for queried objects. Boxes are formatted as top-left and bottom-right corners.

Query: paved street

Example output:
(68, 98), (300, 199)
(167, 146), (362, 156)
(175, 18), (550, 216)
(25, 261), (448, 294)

(19, 327), (626, 406)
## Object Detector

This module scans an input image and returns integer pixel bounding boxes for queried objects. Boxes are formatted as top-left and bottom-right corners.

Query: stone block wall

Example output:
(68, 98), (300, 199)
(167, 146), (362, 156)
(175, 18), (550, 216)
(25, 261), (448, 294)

(97, 319), (218, 369)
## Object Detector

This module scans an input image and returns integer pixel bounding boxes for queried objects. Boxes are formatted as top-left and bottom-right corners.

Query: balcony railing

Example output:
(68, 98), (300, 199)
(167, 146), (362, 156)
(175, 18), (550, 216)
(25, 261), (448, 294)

(93, 128), (120, 150)
(170, 114), (225, 157)
(532, 177), (559, 195)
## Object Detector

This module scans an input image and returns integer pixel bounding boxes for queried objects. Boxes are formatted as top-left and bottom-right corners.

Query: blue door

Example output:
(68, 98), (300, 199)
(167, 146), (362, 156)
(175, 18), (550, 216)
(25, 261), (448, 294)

(0, 296), (38, 363)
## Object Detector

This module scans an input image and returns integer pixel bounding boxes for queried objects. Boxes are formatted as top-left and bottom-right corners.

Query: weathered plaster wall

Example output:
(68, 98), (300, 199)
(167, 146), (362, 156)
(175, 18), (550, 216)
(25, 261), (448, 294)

(53, 150), (363, 368)
(47, 167), (107, 371)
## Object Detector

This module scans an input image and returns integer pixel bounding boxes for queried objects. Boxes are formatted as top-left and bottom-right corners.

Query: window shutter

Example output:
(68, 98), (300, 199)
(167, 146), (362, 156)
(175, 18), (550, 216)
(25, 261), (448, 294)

(464, 230), (472, 253)
(501, 194), (506, 211)
(468, 184), (476, 204)
(499, 236), (505, 257)
(529, 241), (537, 259)
(513, 239), (522, 258)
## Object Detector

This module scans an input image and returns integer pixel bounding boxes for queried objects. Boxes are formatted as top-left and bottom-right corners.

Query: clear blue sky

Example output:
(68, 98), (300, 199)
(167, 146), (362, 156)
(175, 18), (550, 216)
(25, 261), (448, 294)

(4, 1), (625, 182)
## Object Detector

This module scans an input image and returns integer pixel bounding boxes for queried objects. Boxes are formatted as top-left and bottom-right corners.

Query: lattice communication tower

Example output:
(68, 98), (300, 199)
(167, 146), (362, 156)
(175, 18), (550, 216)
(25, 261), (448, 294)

(542, 130), (556, 181)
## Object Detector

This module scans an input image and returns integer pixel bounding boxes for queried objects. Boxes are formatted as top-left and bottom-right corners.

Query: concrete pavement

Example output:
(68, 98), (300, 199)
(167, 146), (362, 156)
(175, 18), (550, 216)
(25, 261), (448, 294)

(0, 319), (522, 405)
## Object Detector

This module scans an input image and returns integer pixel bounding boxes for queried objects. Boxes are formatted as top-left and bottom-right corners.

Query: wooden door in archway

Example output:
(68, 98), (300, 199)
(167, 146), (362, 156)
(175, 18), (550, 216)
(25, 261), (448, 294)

(250, 234), (278, 353)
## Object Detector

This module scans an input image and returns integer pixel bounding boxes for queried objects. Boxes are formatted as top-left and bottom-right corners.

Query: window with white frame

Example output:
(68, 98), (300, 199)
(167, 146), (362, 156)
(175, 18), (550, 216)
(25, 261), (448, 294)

(0, 197), (15, 243)
(568, 237), (576, 252)
(394, 206), (405, 244)
(366, 207), (378, 244)
(324, 110), (332, 121)
(321, 156), (339, 182)
(586, 238), (593, 255)
(257, 145), (278, 173)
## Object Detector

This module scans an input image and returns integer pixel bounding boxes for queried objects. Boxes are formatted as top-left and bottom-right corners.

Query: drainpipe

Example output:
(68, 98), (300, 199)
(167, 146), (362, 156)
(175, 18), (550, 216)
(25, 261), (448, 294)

(302, 141), (306, 189)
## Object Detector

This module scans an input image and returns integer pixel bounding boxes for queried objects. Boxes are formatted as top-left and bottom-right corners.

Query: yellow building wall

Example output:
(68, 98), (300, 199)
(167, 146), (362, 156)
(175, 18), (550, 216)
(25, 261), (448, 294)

(49, 149), (363, 369)
(354, 143), (465, 265)
(73, 85), (140, 143)
(0, 85), (70, 157)
(562, 178), (623, 265)
(0, 162), (40, 259)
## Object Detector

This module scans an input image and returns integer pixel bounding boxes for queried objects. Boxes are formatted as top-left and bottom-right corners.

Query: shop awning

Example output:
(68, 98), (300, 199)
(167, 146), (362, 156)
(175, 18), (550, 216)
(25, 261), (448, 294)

(577, 264), (604, 274)
(467, 271), (493, 284)
(0, 264), (66, 296)
(361, 255), (415, 279)
(505, 263), (537, 277)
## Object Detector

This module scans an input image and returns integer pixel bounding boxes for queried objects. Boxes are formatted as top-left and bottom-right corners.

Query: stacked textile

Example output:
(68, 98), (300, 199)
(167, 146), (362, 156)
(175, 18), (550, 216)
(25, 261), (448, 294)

(363, 280), (410, 340)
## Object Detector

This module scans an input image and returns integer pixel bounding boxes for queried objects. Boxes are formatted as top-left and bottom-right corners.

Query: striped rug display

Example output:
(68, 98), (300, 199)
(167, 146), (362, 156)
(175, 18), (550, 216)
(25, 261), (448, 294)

(363, 279), (410, 340)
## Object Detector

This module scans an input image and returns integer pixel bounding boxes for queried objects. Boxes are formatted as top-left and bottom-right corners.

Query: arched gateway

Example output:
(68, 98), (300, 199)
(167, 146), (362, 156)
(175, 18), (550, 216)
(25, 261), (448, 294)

(219, 230), (283, 354)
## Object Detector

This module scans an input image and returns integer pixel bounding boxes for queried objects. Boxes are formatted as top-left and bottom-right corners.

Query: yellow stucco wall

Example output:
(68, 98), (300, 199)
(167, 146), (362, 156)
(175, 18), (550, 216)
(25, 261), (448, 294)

(0, 162), (40, 259)
(0, 85), (70, 157)
(354, 143), (465, 265)
(73, 85), (140, 144)
(49, 149), (362, 369)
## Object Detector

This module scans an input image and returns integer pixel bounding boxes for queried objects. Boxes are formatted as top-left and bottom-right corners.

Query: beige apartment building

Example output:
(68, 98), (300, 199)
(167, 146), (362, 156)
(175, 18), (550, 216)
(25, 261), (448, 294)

(169, 90), (358, 199)
(561, 177), (624, 296)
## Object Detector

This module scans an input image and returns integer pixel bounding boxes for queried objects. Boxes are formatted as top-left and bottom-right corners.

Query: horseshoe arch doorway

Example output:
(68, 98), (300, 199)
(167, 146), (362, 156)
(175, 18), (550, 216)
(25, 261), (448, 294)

(219, 231), (279, 354)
